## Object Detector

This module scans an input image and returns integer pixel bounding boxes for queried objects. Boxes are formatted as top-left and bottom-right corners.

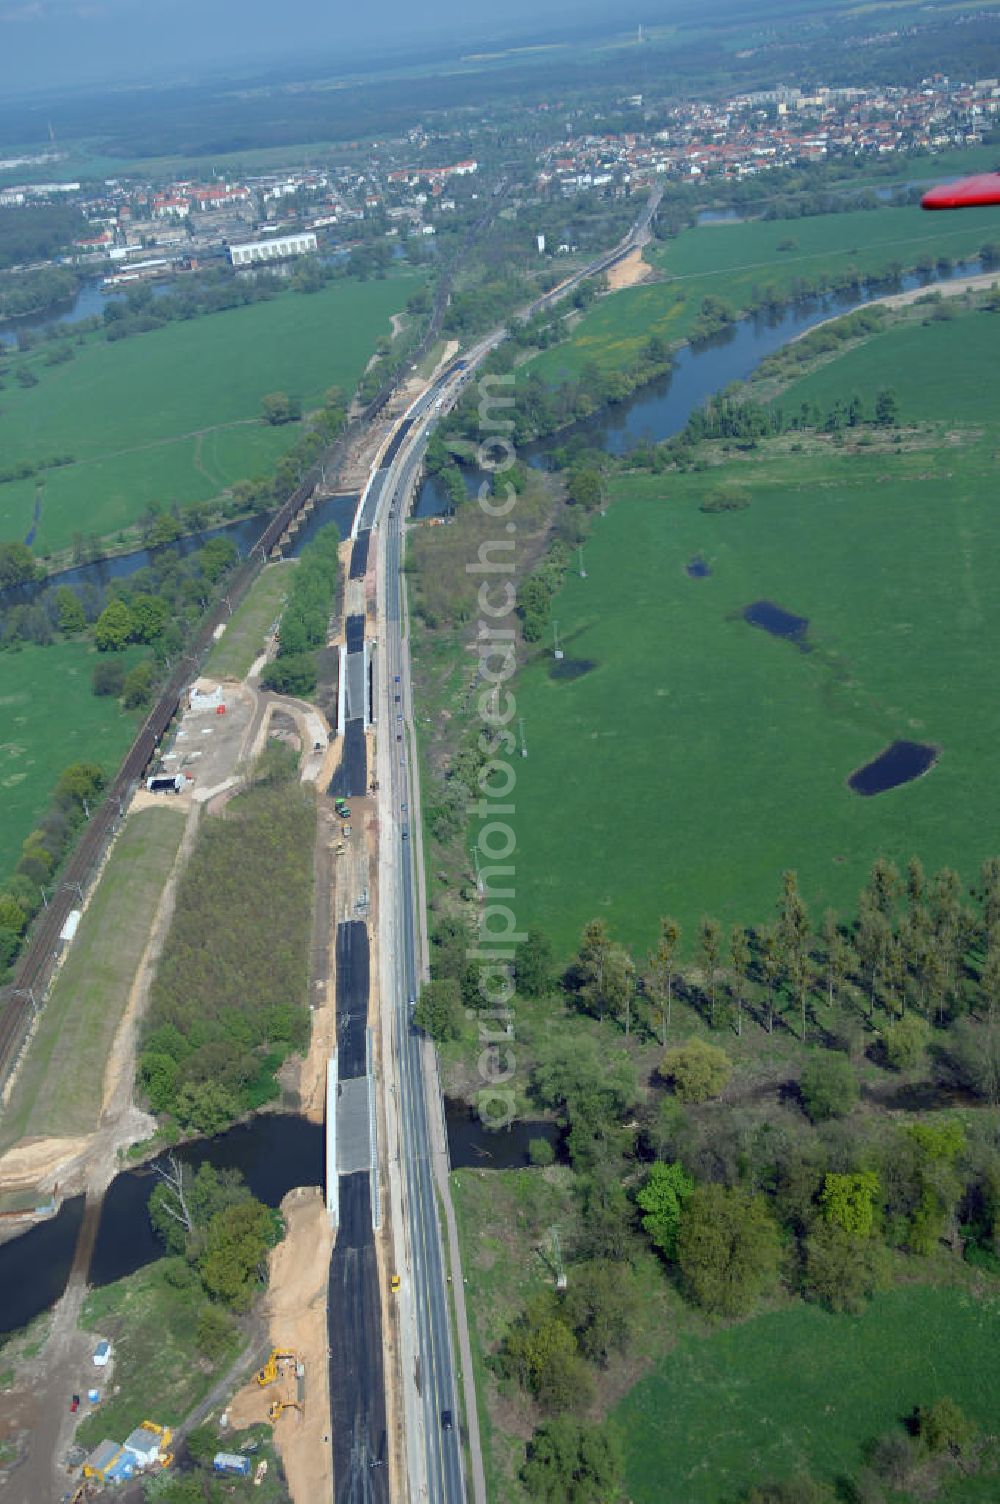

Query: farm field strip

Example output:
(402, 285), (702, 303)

(0, 804), (186, 1150)
(203, 560), (295, 682)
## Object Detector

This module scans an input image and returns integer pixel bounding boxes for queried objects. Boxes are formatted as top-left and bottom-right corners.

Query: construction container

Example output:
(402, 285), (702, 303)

(214, 1452), (252, 1476)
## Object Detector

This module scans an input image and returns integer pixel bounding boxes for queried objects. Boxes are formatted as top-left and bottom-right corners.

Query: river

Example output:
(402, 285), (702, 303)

(0, 1103), (563, 1336)
(413, 254), (984, 515)
(0, 279), (179, 350)
(0, 490), (361, 614)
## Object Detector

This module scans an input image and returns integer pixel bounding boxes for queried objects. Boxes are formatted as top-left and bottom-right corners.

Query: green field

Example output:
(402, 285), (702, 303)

(615, 1286), (1000, 1503)
(203, 559), (295, 681)
(511, 309), (1000, 958)
(525, 201), (997, 386)
(0, 805), (185, 1150)
(0, 275), (414, 555)
(0, 641), (142, 886)
(774, 299), (1000, 424)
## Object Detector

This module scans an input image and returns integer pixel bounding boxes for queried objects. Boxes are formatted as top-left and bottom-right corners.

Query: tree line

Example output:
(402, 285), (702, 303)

(260, 522), (339, 698)
(1, 532), (238, 676)
(0, 761), (106, 976)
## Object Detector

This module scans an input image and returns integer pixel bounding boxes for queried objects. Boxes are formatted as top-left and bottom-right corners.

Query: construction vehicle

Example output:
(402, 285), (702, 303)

(255, 1350), (297, 1387)
(267, 1400), (303, 1423)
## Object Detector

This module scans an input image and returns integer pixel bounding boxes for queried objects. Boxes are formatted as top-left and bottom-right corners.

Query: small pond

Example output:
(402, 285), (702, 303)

(549, 658), (597, 681)
(686, 557), (711, 579)
(848, 740), (938, 797)
(444, 1099), (564, 1170)
(744, 599), (810, 647)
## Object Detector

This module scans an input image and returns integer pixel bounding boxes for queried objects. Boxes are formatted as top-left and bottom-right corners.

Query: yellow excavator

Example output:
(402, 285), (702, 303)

(255, 1349), (297, 1387)
(268, 1399), (303, 1423)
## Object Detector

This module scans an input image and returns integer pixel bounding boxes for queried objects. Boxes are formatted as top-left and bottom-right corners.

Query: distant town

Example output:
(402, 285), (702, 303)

(1, 71), (996, 288)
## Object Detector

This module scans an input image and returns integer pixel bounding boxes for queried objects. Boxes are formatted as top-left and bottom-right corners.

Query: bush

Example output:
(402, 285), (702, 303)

(700, 487), (749, 514)
(260, 652), (318, 697)
(799, 1053), (858, 1122)
(122, 659), (154, 708)
(195, 1306), (234, 1362)
(880, 1013), (930, 1072)
(92, 659), (126, 697)
(677, 1183), (782, 1315)
(529, 1137), (556, 1167)
(414, 978), (462, 1042)
(917, 1396), (975, 1456)
(802, 1222), (888, 1314)
(661, 1037), (731, 1103)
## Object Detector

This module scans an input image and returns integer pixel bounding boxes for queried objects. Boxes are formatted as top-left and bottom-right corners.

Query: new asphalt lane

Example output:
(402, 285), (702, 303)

(329, 1171), (389, 1504)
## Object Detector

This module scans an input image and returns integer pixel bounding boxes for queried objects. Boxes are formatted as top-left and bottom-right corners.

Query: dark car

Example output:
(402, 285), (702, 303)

(441, 1409), (453, 1432)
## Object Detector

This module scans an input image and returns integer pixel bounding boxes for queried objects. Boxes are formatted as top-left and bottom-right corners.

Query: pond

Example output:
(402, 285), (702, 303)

(744, 600), (810, 647)
(444, 1099), (564, 1170)
(848, 740), (938, 797)
(686, 557), (711, 579)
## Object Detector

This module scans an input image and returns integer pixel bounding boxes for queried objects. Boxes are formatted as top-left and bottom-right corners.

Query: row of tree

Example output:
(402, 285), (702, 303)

(1, 533), (237, 666)
(260, 523), (339, 698)
(0, 762), (107, 976)
(559, 856), (1000, 1069)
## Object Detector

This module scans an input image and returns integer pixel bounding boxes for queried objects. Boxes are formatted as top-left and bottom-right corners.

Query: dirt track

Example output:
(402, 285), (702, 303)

(606, 247), (654, 291)
(228, 1189), (335, 1502)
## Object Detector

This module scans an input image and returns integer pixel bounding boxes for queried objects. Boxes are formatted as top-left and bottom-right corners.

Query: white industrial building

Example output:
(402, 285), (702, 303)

(228, 231), (318, 266)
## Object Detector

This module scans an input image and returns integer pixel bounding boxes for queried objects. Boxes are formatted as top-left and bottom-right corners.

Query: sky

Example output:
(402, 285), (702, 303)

(0, 0), (626, 95)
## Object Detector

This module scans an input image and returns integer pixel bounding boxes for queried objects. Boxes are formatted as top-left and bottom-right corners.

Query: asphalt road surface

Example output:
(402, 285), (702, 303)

(329, 1171), (389, 1504)
(336, 918), (370, 1081)
(350, 529), (372, 579)
(330, 720), (367, 800)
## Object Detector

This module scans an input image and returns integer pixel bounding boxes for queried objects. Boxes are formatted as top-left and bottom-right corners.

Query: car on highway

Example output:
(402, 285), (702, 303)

(440, 1409), (454, 1432)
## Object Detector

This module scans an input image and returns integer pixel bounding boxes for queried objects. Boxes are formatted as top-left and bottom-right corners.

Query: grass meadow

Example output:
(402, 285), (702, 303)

(773, 297), (1000, 424)
(0, 640), (143, 885)
(524, 201), (996, 386)
(0, 275), (414, 554)
(615, 1286), (1000, 1503)
(203, 559), (295, 682)
(0, 805), (185, 1150)
(75, 1258), (243, 1449)
(510, 309), (1000, 959)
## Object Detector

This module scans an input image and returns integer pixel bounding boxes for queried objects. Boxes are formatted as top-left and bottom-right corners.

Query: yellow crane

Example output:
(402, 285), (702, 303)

(255, 1350), (297, 1387)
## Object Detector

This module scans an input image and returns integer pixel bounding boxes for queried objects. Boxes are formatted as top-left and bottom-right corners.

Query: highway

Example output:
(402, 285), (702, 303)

(366, 184), (662, 1504)
(378, 379), (464, 1504)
